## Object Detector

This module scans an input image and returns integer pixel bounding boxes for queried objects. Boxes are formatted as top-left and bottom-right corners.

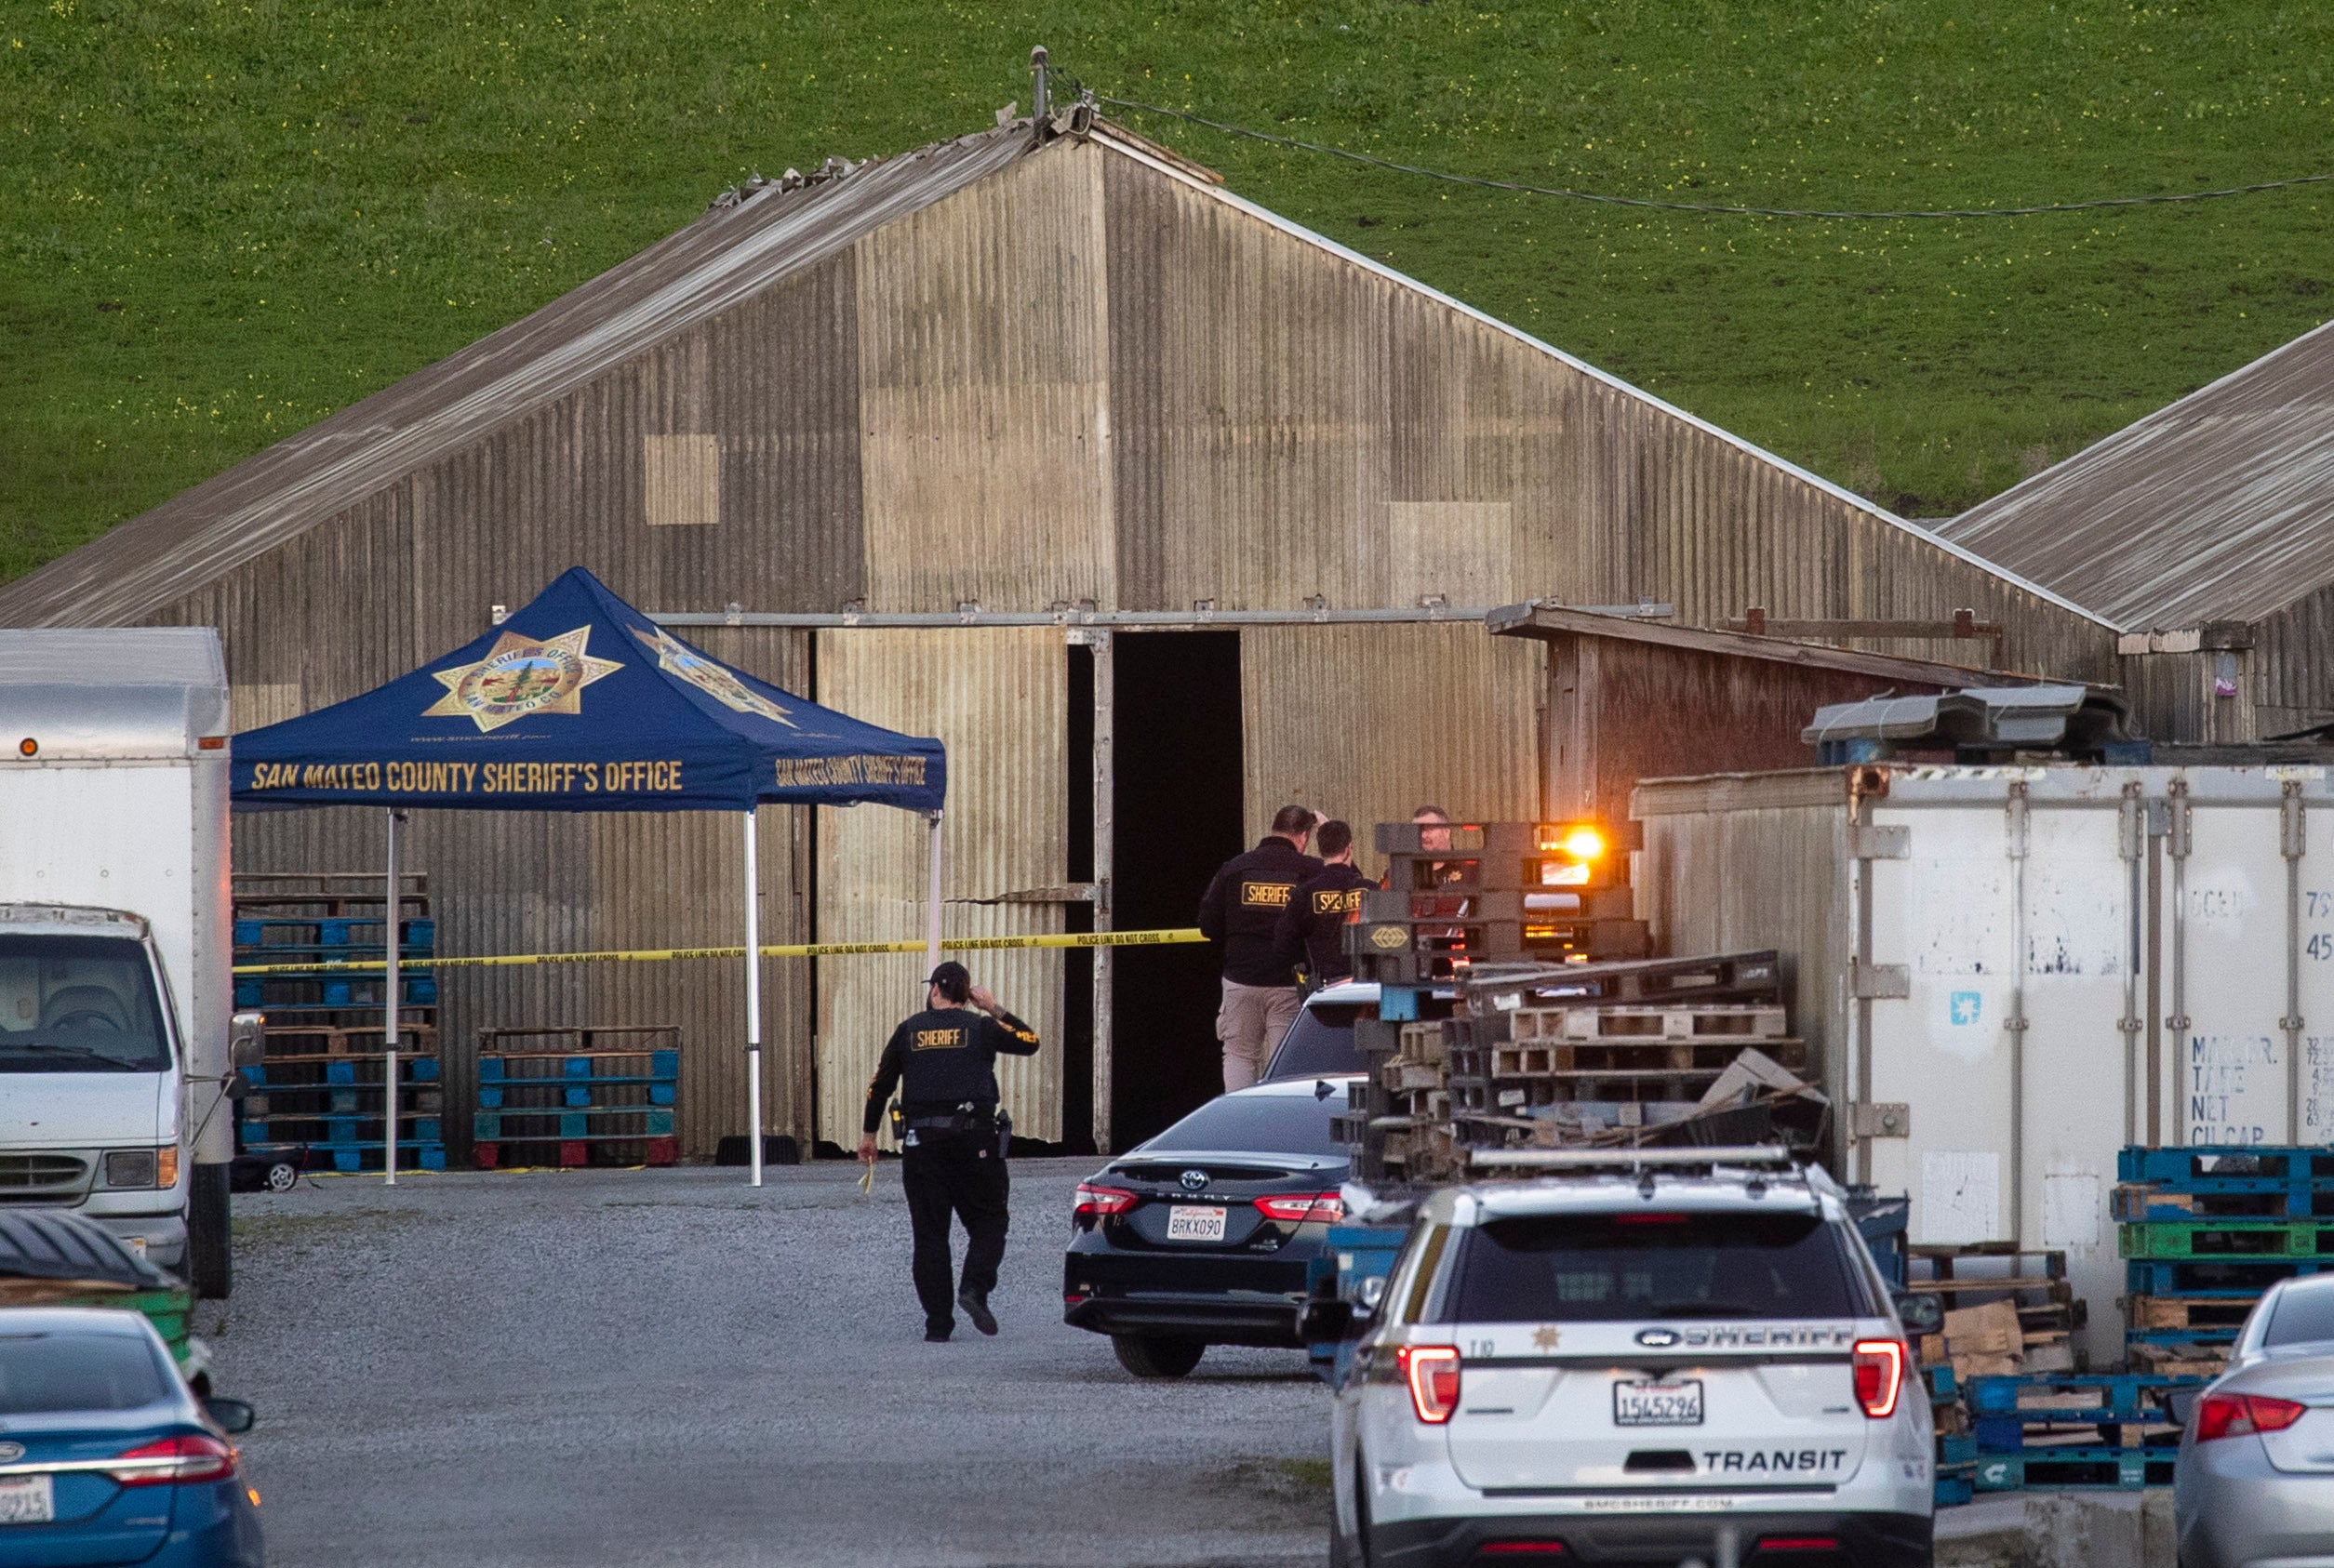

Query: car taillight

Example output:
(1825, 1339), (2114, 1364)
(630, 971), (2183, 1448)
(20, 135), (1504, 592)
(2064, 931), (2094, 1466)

(1074, 1183), (1136, 1217)
(110, 1433), (237, 1486)
(1851, 1339), (1903, 1419)
(1253, 1192), (1345, 1224)
(1476, 1544), (1566, 1558)
(1399, 1345), (1461, 1424)
(2196, 1391), (2309, 1442)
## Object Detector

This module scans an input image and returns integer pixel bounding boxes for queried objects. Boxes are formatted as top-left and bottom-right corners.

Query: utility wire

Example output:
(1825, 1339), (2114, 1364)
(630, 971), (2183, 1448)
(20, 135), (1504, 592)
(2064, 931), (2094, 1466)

(1097, 94), (2334, 219)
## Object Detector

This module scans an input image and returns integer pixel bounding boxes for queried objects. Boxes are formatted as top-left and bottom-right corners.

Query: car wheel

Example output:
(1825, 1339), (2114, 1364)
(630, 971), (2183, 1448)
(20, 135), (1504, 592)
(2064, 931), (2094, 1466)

(264, 1160), (300, 1193)
(1112, 1335), (1206, 1378)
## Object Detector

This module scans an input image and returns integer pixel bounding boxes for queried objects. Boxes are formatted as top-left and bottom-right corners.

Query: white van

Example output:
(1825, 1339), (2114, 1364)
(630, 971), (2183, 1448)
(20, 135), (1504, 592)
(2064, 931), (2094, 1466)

(0, 629), (254, 1296)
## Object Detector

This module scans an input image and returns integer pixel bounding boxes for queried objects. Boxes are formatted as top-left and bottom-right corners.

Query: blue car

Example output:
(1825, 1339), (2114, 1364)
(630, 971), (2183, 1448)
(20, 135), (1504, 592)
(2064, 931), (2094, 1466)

(0, 1306), (261, 1567)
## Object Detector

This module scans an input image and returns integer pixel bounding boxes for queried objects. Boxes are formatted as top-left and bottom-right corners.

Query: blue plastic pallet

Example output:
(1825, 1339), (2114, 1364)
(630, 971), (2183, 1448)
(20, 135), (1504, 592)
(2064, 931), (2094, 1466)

(1974, 1447), (2176, 1491)
(1968, 1373), (2204, 1420)
(1935, 1472), (1975, 1508)
(2121, 1146), (2334, 1185)
(2127, 1257), (2334, 1295)
(1922, 1364), (1960, 1402)
(243, 1139), (447, 1173)
(479, 1050), (679, 1081)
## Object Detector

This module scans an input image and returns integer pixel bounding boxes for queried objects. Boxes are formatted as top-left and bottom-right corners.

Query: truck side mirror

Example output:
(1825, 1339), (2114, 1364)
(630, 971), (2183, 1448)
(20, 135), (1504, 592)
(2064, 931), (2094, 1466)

(229, 1011), (266, 1070)
(1896, 1291), (1943, 1336)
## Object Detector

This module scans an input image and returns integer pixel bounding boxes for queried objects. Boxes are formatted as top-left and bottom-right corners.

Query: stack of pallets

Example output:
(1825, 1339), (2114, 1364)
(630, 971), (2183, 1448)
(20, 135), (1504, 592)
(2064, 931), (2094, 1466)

(232, 872), (444, 1173)
(1344, 820), (1648, 986)
(1926, 1364), (1977, 1507)
(1907, 1244), (2086, 1375)
(1338, 939), (1809, 1182)
(1967, 1373), (2199, 1492)
(2116, 1145), (2334, 1375)
(472, 1026), (680, 1169)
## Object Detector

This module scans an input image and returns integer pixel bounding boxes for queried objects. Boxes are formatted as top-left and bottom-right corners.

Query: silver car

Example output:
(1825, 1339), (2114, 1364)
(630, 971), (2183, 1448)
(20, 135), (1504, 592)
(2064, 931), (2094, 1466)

(2175, 1272), (2334, 1568)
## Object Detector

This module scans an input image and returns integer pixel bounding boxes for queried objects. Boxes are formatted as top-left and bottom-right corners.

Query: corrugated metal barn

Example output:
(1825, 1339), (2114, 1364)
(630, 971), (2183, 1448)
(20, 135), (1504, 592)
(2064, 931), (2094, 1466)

(1937, 319), (2334, 747)
(0, 109), (2120, 1157)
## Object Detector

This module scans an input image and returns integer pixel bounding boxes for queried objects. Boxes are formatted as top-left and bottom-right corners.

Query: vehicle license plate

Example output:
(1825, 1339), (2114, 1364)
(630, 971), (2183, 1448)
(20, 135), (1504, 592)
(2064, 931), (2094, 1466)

(1614, 1378), (1704, 1427)
(0, 1474), (55, 1524)
(1166, 1205), (1228, 1242)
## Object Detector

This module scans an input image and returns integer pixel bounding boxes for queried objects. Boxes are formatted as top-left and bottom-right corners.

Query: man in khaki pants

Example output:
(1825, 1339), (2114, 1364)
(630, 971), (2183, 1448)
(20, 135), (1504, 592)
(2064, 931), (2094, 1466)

(1196, 804), (1324, 1091)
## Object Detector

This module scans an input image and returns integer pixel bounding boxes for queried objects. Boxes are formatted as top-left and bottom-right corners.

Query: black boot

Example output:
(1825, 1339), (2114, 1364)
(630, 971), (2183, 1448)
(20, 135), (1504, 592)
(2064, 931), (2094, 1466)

(957, 1286), (998, 1335)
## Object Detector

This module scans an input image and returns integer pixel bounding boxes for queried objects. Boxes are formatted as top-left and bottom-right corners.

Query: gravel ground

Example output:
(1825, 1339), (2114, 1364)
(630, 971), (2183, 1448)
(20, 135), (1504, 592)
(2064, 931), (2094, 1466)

(203, 1158), (1330, 1568)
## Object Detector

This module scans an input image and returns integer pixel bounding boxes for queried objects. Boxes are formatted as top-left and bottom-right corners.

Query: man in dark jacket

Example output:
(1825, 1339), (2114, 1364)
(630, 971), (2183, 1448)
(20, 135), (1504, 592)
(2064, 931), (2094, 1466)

(858, 962), (1041, 1342)
(1276, 818), (1373, 989)
(1197, 804), (1322, 1091)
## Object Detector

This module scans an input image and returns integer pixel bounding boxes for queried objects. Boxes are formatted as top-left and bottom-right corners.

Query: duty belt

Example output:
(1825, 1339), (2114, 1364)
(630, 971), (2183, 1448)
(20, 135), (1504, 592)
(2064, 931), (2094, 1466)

(905, 1106), (996, 1134)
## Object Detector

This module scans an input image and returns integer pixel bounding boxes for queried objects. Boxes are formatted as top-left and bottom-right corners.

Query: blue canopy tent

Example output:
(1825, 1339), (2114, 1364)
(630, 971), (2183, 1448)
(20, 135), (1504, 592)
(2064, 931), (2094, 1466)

(232, 566), (946, 1185)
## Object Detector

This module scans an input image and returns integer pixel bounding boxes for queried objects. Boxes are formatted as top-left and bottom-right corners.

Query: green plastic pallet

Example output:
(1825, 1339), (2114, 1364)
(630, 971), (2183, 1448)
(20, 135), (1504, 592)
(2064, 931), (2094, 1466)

(2121, 1219), (2334, 1260)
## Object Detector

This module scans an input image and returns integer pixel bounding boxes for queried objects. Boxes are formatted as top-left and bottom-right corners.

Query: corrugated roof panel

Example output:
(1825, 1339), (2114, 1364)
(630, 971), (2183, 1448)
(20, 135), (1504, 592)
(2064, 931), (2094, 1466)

(1936, 318), (2334, 631)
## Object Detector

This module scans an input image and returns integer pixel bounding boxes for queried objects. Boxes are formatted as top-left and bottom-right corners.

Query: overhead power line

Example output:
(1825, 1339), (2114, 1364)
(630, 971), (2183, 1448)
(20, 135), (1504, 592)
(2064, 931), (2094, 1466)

(1097, 94), (2334, 219)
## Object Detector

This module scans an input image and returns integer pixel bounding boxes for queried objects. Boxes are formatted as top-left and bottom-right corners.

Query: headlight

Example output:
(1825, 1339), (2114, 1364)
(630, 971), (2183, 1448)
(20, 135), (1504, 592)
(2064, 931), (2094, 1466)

(104, 1149), (167, 1189)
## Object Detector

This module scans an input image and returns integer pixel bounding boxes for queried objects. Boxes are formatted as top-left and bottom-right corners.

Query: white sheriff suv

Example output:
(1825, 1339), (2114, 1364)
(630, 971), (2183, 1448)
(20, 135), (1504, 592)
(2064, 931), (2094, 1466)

(1328, 1151), (1935, 1568)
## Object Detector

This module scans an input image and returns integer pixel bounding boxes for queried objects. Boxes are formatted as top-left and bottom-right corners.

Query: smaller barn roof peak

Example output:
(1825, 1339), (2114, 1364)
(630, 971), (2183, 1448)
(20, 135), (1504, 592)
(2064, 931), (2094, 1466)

(1934, 316), (2334, 631)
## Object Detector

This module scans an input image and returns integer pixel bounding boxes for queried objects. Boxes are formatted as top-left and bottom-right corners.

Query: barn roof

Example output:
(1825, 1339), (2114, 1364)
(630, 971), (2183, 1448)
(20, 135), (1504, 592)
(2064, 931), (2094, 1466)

(0, 124), (1037, 627)
(0, 112), (2105, 632)
(1933, 317), (2334, 631)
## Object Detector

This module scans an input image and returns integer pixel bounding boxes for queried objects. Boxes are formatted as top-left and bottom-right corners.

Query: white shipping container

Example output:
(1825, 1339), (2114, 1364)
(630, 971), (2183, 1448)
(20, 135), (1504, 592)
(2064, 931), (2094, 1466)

(1634, 764), (2334, 1362)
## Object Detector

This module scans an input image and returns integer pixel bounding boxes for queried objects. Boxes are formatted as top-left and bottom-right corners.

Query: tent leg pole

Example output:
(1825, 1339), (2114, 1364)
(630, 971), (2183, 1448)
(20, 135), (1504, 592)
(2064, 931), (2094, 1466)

(926, 811), (944, 975)
(746, 809), (763, 1189)
(384, 809), (401, 1189)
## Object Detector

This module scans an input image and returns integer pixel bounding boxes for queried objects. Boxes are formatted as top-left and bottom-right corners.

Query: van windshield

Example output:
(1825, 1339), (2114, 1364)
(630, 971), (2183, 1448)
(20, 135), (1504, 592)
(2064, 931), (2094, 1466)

(0, 936), (172, 1073)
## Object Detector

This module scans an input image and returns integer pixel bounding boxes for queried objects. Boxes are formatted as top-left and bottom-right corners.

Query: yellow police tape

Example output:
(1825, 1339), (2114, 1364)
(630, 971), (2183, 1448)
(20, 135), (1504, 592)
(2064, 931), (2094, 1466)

(229, 926), (1208, 976)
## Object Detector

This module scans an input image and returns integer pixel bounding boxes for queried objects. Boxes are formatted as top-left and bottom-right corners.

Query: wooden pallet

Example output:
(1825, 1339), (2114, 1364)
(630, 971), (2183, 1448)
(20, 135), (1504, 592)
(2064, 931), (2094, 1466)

(2129, 1295), (2258, 1331)
(1509, 1004), (1788, 1043)
(260, 1021), (438, 1056)
(1490, 1038), (1807, 1076)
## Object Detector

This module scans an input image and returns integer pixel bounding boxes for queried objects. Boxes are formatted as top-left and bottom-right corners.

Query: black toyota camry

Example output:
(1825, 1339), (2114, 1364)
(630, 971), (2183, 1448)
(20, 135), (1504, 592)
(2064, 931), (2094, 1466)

(1063, 1073), (1359, 1379)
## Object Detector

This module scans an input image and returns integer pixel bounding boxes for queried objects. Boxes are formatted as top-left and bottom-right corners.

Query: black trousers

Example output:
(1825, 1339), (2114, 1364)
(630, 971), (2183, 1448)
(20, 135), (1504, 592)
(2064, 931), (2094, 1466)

(900, 1131), (1010, 1334)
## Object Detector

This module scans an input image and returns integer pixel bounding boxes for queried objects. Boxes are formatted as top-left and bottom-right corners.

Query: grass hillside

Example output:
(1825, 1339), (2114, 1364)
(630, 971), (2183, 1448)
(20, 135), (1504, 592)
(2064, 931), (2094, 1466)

(6, 1), (2332, 582)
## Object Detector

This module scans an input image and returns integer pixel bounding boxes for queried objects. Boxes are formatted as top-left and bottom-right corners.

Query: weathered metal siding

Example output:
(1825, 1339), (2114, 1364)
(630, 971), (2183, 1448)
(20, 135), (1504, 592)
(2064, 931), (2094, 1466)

(2251, 581), (2334, 737)
(1238, 623), (1541, 842)
(1105, 149), (1396, 613)
(1631, 771), (1854, 1110)
(856, 141), (1114, 614)
(812, 629), (1066, 1146)
(2121, 649), (2260, 746)
(1098, 140), (2114, 682)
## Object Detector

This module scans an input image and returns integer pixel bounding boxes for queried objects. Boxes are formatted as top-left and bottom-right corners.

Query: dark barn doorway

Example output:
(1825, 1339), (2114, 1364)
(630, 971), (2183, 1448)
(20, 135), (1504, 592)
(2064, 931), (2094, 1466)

(1110, 631), (1244, 1148)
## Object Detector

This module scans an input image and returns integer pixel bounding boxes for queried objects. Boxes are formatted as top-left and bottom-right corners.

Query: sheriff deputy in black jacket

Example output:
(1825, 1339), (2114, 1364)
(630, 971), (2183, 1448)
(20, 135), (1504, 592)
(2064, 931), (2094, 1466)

(858, 962), (1041, 1343)
(1196, 804), (1323, 1091)
(1275, 818), (1374, 989)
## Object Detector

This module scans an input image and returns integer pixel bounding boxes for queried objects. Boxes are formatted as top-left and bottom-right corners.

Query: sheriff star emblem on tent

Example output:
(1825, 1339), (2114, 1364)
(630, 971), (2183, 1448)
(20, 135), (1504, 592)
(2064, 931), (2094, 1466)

(423, 626), (622, 733)
(632, 627), (795, 728)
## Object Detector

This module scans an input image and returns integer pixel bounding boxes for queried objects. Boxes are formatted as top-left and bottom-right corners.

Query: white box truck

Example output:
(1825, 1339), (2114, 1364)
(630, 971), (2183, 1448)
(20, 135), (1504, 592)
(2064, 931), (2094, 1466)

(0, 629), (256, 1296)
(1634, 762), (2334, 1362)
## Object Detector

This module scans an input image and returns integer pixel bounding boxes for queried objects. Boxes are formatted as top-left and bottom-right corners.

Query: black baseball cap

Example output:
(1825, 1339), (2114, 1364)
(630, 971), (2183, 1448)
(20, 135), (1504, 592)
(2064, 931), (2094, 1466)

(926, 961), (970, 999)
